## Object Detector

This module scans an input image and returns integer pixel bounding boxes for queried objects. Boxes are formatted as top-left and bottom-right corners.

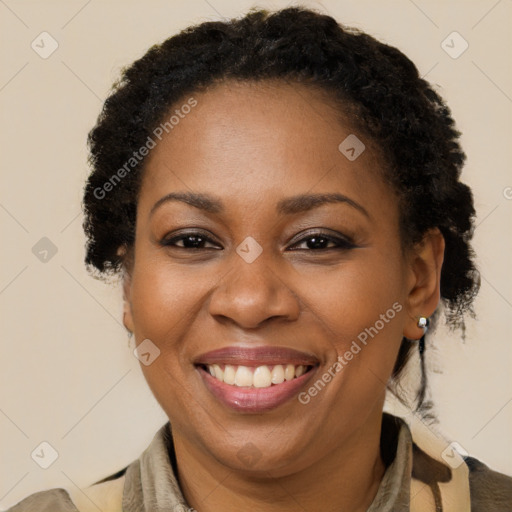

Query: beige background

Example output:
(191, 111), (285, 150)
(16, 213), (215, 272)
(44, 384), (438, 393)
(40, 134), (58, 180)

(1, 0), (511, 508)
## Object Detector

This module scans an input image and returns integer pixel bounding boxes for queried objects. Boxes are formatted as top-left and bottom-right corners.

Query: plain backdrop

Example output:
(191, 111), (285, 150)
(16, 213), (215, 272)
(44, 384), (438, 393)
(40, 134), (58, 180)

(1, 0), (511, 508)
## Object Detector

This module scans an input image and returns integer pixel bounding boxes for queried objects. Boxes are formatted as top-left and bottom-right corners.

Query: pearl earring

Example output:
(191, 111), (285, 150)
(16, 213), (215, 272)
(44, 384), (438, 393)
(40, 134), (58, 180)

(417, 316), (429, 335)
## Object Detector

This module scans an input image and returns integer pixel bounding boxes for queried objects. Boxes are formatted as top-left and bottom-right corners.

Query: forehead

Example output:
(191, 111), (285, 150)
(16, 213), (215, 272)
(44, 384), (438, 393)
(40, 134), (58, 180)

(138, 80), (395, 222)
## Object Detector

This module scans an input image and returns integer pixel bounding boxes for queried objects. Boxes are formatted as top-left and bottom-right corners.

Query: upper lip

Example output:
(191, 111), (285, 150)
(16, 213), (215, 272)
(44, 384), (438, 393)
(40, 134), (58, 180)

(194, 346), (320, 367)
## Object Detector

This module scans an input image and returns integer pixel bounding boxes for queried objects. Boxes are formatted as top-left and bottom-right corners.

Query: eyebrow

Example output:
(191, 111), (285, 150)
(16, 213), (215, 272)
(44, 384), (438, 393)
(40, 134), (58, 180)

(277, 193), (369, 217)
(149, 191), (369, 218)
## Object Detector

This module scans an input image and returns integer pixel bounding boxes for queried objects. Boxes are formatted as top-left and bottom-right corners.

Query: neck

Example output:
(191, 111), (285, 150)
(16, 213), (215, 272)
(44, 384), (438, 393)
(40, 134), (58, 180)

(172, 408), (387, 512)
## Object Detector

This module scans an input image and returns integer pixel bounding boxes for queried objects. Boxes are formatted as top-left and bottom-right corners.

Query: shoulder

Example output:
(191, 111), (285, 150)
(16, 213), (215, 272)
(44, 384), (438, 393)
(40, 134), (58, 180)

(5, 468), (127, 512)
(465, 456), (512, 511)
(4, 423), (172, 512)
(5, 488), (79, 512)
(400, 411), (512, 511)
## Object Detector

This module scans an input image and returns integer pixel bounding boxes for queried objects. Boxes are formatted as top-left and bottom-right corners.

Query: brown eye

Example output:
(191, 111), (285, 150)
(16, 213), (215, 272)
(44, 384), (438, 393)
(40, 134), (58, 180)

(161, 231), (221, 250)
(288, 231), (357, 251)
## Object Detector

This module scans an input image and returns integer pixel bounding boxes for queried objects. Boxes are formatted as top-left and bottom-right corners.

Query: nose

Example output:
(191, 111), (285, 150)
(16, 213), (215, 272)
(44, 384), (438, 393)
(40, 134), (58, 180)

(208, 252), (301, 330)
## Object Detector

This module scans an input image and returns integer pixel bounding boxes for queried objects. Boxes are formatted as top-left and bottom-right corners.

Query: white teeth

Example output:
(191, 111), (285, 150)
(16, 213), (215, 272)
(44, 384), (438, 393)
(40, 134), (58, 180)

(213, 364), (223, 381)
(284, 364), (295, 381)
(206, 363), (309, 387)
(234, 365), (253, 387)
(295, 365), (305, 377)
(271, 365), (285, 384)
(253, 366), (272, 388)
(223, 364), (236, 385)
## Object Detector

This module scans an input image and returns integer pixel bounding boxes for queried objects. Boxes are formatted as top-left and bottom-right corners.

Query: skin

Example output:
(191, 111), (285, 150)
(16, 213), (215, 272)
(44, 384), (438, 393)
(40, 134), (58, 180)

(122, 80), (445, 512)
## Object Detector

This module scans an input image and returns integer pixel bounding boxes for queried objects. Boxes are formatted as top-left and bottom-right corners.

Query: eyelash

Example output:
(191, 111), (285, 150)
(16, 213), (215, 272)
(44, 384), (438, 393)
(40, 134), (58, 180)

(160, 229), (357, 252)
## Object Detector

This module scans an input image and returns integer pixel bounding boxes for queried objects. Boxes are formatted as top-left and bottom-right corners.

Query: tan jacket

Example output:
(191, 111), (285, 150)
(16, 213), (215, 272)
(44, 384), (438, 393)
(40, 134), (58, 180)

(6, 414), (512, 511)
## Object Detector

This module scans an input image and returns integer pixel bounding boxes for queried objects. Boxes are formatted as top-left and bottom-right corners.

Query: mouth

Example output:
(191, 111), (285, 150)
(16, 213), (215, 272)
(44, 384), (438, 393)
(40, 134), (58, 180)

(194, 347), (319, 413)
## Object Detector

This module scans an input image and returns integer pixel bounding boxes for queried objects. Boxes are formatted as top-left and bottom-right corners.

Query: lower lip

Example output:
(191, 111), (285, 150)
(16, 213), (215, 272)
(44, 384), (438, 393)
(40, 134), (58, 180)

(197, 366), (317, 413)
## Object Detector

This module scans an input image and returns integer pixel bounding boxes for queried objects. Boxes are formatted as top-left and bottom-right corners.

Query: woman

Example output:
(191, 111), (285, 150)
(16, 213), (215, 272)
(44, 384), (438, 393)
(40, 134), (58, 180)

(8, 6), (511, 512)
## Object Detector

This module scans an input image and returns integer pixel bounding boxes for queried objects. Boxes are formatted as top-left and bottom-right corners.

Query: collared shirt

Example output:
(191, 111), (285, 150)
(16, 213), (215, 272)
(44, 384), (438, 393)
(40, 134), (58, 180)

(7, 414), (512, 511)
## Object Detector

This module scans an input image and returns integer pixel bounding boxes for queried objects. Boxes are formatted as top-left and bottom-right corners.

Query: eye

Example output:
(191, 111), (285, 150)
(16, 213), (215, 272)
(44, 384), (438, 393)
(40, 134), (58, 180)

(288, 230), (357, 251)
(160, 230), (221, 250)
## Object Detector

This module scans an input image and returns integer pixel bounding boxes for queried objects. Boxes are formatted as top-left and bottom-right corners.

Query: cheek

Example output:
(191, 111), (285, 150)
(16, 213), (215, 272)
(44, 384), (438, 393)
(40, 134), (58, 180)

(129, 248), (211, 340)
(302, 249), (407, 389)
(307, 250), (405, 338)
(128, 258), (213, 423)
(293, 257), (406, 430)
(128, 251), (203, 355)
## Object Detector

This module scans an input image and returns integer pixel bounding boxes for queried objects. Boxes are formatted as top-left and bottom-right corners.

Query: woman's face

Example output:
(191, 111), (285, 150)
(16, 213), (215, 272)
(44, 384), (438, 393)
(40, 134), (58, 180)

(123, 80), (440, 476)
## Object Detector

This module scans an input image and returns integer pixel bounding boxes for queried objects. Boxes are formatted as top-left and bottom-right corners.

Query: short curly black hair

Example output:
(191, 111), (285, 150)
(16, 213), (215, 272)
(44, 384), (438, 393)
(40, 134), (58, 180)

(83, 6), (480, 409)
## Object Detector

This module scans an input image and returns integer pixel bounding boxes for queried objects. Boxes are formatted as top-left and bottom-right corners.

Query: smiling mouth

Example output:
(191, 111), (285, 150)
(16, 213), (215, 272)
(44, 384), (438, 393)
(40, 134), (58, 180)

(194, 346), (320, 412)
(198, 363), (315, 388)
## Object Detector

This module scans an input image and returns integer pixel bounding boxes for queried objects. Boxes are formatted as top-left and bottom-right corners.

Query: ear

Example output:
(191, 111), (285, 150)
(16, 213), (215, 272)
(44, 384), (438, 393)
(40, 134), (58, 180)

(118, 245), (135, 334)
(122, 269), (135, 334)
(403, 228), (445, 340)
